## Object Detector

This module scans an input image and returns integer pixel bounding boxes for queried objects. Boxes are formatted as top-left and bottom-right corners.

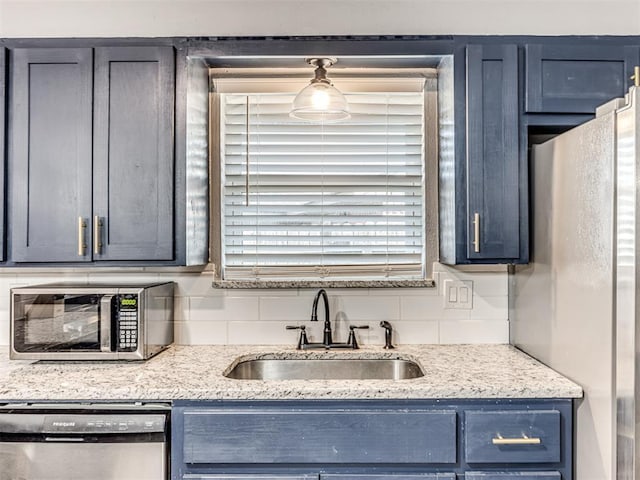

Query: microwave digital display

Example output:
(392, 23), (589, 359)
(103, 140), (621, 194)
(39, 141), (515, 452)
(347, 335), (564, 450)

(121, 298), (137, 307)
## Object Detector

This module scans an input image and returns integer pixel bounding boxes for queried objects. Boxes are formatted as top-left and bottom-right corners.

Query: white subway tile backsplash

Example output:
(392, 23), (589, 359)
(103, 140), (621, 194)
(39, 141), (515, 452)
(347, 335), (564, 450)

(439, 319), (509, 344)
(88, 272), (159, 284)
(468, 273), (508, 297)
(400, 295), (471, 321)
(259, 296), (314, 321)
(173, 296), (190, 322)
(189, 295), (260, 322)
(471, 295), (509, 320)
(228, 321), (298, 345)
(310, 288), (372, 297)
(170, 272), (218, 297)
(338, 296), (400, 321)
(175, 320), (228, 345)
(0, 263), (510, 346)
(0, 316), (8, 346)
(389, 320), (439, 345)
(0, 277), (16, 310)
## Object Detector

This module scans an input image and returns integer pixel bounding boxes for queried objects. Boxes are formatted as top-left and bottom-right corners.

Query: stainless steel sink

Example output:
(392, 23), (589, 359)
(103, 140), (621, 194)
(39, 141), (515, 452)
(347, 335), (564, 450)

(224, 358), (424, 381)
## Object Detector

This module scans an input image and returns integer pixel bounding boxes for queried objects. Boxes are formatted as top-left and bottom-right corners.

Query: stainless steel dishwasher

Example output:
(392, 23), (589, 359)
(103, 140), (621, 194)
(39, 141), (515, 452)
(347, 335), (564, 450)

(0, 403), (169, 480)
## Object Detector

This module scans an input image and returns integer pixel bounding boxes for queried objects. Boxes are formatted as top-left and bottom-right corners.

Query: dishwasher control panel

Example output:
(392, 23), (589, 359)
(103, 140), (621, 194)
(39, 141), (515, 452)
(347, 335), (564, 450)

(0, 413), (166, 435)
(44, 414), (165, 434)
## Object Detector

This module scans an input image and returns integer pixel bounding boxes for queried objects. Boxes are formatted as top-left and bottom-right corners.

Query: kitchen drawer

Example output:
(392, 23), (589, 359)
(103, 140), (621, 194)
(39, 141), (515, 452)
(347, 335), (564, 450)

(465, 473), (561, 479)
(525, 44), (639, 114)
(322, 475), (456, 479)
(464, 410), (561, 464)
(182, 408), (457, 464)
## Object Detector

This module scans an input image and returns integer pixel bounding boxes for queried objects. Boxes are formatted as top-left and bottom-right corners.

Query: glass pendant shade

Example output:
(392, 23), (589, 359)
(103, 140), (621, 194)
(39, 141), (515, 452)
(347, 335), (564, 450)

(290, 58), (350, 122)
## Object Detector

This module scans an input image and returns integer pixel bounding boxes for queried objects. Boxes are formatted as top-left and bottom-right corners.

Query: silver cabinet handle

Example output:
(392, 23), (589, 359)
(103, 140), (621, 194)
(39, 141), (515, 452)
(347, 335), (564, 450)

(77, 217), (87, 256)
(93, 216), (103, 255)
(492, 434), (541, 445)
(472, 212), (480, 253)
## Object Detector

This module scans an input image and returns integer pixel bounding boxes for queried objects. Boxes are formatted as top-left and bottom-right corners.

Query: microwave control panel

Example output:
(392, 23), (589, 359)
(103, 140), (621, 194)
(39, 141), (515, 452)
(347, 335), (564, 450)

(117, 295), (139, 351)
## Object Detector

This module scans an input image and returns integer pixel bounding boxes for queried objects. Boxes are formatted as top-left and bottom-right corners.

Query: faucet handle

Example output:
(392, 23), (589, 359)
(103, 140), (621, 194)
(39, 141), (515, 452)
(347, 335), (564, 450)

(347, 325), (369, 349)
(285, 325), (309, 350)
(379, 321), (395, 349)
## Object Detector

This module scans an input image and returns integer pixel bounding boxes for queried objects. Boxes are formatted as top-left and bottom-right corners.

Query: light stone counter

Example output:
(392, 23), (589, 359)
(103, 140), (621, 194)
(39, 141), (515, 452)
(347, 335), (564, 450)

(0, 344), (582, 401)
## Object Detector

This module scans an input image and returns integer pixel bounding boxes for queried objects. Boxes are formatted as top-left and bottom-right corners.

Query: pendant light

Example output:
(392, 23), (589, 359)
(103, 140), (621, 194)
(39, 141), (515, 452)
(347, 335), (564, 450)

(290, 58), (350, 122)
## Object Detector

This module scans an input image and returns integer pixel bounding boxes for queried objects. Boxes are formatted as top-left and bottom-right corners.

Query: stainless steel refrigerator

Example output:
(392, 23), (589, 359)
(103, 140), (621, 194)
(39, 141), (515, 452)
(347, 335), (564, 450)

(511, 86), (640, 480)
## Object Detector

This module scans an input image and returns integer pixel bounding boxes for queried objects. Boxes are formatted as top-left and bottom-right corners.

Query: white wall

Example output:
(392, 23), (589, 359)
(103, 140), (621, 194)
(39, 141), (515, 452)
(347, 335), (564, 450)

(0, 264), (509, 346)
(0, 0), (639, 37)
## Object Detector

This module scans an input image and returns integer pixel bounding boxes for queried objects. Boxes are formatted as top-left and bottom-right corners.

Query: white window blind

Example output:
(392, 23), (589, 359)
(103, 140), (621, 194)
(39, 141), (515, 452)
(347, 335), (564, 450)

(219, 90), (425, 281)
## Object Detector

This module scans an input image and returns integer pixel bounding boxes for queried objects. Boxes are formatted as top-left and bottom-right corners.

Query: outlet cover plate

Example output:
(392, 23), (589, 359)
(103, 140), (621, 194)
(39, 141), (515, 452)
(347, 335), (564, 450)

(443, 279), (473, 309)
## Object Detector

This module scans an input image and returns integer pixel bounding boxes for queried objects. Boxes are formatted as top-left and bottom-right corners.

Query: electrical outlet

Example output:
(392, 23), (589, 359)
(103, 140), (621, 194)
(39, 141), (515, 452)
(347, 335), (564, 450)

(443, 279), (473, 309)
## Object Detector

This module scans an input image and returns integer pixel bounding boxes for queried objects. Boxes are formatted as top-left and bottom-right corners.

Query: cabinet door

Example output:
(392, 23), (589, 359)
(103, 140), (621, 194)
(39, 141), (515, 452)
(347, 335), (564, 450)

(9, 48), (93, 262)
(525, 44), (639, 114)
(466, 44), (520, 261)
(93, 46), (175, 261)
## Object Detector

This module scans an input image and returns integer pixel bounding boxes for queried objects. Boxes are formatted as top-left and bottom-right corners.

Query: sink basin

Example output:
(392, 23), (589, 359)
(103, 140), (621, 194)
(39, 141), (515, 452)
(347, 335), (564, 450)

(224, 358), (425, 381)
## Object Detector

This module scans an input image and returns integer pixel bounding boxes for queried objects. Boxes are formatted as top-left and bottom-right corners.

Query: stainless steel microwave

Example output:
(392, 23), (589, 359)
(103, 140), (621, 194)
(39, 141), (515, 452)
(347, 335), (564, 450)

(10, 282), (174, 360)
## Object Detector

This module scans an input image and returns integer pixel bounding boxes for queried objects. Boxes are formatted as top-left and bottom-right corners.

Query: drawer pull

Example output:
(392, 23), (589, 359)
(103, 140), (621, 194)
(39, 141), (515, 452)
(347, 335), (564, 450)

(492, 434), (541, 445)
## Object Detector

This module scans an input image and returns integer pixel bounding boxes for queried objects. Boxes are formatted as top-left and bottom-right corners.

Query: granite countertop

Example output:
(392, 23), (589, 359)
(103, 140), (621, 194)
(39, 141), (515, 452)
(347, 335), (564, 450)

(0, 344), (582, 402)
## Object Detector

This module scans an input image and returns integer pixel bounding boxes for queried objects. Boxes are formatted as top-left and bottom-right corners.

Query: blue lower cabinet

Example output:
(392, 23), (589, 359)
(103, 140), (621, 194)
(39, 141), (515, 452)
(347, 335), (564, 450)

(182, 476), (318, 480)
(465, 473), (561, 479)
(322, 475), (456, 479)
(172, 400), (572, 480)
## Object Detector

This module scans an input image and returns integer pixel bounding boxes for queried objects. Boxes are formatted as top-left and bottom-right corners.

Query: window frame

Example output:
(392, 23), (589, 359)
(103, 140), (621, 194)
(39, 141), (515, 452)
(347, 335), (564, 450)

(209, 75), (439, 288)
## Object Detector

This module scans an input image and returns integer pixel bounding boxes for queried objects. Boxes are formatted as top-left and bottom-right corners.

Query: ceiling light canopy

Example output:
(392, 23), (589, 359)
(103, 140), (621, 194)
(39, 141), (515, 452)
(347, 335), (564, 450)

(290, 58), (350, 122)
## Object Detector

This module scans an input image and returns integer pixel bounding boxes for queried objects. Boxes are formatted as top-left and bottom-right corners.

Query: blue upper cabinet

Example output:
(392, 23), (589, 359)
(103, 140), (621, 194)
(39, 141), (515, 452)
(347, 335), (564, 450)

(9, 47), (174, 264)
(466, 44), (521, 262)
(5, 44), (209, 266)
(525, 43), (640, 114)
(441, 43), (525, 264)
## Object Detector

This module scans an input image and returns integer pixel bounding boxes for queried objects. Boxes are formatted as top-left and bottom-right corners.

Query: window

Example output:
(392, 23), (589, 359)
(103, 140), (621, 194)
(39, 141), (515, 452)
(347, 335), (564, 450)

(212, 77), (438, 283)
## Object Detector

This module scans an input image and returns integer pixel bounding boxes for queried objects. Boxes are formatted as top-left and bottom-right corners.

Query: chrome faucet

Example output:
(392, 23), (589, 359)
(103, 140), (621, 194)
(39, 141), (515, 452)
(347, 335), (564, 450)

(285, 289), (369, 349)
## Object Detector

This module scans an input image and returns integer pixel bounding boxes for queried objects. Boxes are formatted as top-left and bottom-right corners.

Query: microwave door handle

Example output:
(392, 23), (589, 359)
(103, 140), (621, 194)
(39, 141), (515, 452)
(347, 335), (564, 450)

(100, 295), (115, 352)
